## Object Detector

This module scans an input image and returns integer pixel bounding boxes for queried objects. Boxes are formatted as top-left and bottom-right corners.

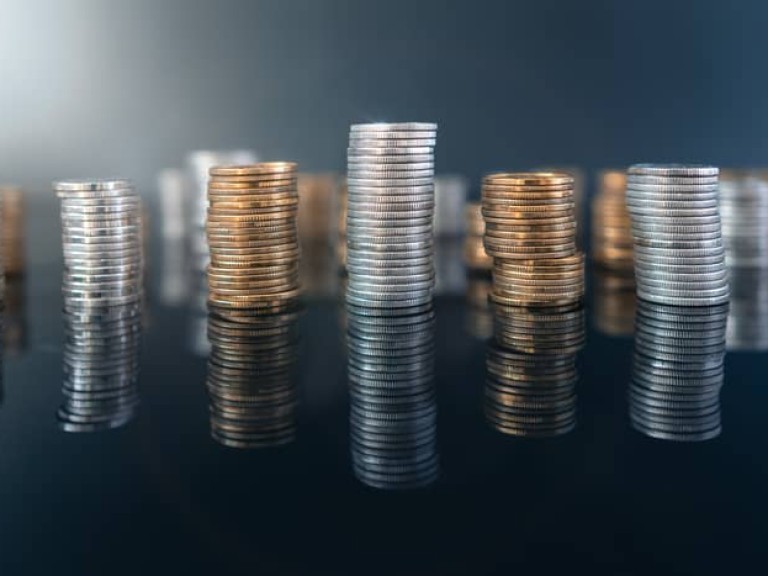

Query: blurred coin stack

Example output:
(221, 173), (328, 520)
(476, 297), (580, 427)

(592, 170), (633, 270)
(434, 175), (468, 237)
(719, 170), (768, 267)
(187, 150), (258, 272)
(206, 162), (301, 312)
(726, 267), (768, 351)
(626, 164), (729, 306)
(345, 122), (437, 309)
(54, 178), (144, 432)
(630, 301), (727, 441)
(347, 305), (439, 489)
(464, 202), (492, 271)
(485, 304), (583, 437)
(1, 186), (24, 277)
(481, 172), (584, 307)
(336, 179), (348, 271)
(592, 268), (637, 337)
(465, 274), (493, 340)
(298, 173), (339, 298)
(206, 303), (300, 448)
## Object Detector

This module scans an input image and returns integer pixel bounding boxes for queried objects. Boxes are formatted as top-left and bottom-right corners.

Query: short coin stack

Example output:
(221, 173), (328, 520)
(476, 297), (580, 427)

(345, 122), (438, 309)
(0, 186), (24, 276)
(206, 303), (300, 448)
(591, 170), (633, 270)
(206, 162), (301, 312)
(626, 164), (729, 306)
(347, 305), (439, 489)
(630, 301), (727, 441)
(481, 172), (584, 307)
(592, 268), (637, 337)
(719, 170), (768, 267)
(464, 202), (492, 271)
(485, 304), (584, 437)
(53, 178), (144, 432)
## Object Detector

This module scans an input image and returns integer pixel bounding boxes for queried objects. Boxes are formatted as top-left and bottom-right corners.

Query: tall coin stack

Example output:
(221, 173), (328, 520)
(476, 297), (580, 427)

(347, 305), (439, 489)
(54, 178), (144, 432)
(485, 304), (584, 437)
(626, 164), (729, 306)
(464, 202), (492, 271)
(719, 170), (768, 267)
(591, 170), (633, 270)
(206, 163), (301, 312)
(481, 173), (584, 307)
(207, 303), (300, 448)
(630, 301), (727, 441)
(346, 122), (437, 309)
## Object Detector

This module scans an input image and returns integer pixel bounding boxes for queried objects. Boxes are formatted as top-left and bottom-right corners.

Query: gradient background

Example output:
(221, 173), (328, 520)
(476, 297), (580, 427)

(1, 0), (767, 192)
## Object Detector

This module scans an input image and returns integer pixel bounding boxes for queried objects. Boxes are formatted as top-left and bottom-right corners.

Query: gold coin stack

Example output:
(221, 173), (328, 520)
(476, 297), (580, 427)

(0, 186), (24, 277)
(206, 162), (301, 311)
(592, 170), (633, 269)
(481, 172), (584, 306)
(464, 202), (492, 270)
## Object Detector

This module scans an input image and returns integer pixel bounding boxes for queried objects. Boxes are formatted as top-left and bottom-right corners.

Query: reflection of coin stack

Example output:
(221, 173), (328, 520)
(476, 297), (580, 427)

(630, 301), (727, 441)
(464, 203), (492, 271)
(53, 178), (144, 432)
(206, 303), (300, 448)
(482, 173), (584, 307)
(465, 273), (493, 340)
(187, 150), (257, 272)
(1, 186), (24, 276)
(298, 173), (338, 298)
(485, 304), (584, 437)
(592, 170), (633, 270)
(726, 267), (768, 351)
(206, 163), (301, 312)
(592, 268), (636, 337)
(347, 305), (439, 489)
(719, 170), (768, 267)
(346, 122), (438, 309)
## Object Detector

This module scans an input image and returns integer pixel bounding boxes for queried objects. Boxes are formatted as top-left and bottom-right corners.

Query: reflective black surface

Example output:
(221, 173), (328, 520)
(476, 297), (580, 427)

(1, 196), (767, 575)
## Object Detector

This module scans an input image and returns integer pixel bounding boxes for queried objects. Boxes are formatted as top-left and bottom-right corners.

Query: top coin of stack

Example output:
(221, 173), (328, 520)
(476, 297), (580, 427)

(206, 162), (301, 311)
(481, 172), (584, 307)
(591, 170), (633, 270)
(625, 164), (729, 306)
(464, 202), (492, 271)
(718, 170), (768, 267)
(346, 122), (438, 309)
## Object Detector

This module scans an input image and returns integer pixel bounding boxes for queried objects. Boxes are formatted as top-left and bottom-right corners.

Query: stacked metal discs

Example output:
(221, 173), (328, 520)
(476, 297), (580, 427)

(347, 305), (439, 489)
(592, 170), (633, 270)
(0, 186), (24, 276)
(626, 164), (729, 306)
(592, 268), (637, 337)
(345, 122), (438, 308)
(464, 202), (492, 271)
(206, 303), (300, 448)
(481, 172), (584, 307)
(719, 170), (768, 267)
(206, 163), (301, 312)
(726, 267), (768, 351)
(485, 304), (584, 437)
(630, 301), (727, 441)
(54, 178), (144, 432)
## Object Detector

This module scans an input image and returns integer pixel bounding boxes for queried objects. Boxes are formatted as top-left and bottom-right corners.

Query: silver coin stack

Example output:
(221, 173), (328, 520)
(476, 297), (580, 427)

(346, 122), (437, 309)
(485, 304), (584, 437)
(347, 305), (439, 489)
(626, 164), (729, 306)
(719, 170), (768, 267)
(726, 267), (768, 351)
(54, 178), (144, 432)
(630, 301), (727, 441)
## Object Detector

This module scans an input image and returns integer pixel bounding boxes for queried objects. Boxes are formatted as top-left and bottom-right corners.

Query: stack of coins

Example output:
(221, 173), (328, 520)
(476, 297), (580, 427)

(347, 305), (439, 489)
(336, 179), (348, 271)
(54, 178), (144, 432)
(206, 162), (301, 312)
(592, 170), (633, 270)
(626, 164), (729, 306)
(434, 175), (468, 237)
(726, 267), (768, 351)
(592, 268), (637, 337)
(0, 186), (24, 276)
(206, 303), (300, 448)
(485, 304), (584, 437)
(719, 170), (768, 267)
(465, 273), (493, 340)
(187, 150), (257, 272)
(630, 301), (727, 441)
(481, 172), (584, 307)
(345, 122), (438, 309)
(464, 202), (492, 271)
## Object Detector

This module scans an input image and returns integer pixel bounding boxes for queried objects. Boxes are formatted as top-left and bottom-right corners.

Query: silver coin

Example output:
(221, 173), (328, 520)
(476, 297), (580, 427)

(350, 122), (437, 132)
(628, 164), (718, 177)
(348, 147), (433, 156)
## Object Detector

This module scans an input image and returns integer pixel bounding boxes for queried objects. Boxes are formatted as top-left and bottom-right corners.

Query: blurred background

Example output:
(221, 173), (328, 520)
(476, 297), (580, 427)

(2, 0), (767, 193)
